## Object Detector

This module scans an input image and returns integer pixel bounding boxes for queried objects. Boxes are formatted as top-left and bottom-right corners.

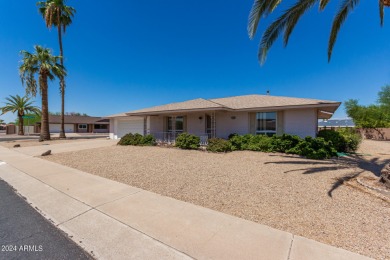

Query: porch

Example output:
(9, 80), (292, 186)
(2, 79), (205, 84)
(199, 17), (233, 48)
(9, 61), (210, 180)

(145, 112), (217, 145)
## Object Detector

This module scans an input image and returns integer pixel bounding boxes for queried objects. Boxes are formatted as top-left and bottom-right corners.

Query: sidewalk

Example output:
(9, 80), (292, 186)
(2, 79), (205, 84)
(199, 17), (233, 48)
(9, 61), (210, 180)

(0, 145), (373, 260)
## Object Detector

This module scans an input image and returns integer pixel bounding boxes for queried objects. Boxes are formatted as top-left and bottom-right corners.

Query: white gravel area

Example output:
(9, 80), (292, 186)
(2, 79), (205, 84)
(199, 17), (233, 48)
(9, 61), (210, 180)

(44, 140), (390, 259)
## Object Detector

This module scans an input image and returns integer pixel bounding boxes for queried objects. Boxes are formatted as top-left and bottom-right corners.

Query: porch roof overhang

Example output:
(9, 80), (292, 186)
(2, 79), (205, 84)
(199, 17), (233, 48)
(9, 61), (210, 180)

(124, 102), (341, 118)
(125, 107), (229, 116)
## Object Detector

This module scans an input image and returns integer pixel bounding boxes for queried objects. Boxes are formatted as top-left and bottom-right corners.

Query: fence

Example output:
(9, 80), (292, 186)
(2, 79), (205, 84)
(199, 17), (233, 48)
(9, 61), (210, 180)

(150, 132), (210, 145)
(15, 126), (36, 135)
(359, 128), (390, 140)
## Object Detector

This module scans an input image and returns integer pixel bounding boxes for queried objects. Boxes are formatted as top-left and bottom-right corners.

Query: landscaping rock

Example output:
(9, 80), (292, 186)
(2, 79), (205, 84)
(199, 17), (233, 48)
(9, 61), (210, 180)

(380, 163), (390, 188)
(13, 144), (20, 148)
(41, 150), (51, 156)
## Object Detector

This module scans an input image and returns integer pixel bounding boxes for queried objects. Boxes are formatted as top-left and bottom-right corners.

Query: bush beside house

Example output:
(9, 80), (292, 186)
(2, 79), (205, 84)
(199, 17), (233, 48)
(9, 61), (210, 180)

(175, 133), (200, 149)
(118, 129), (362, 160)
(317, 129), (362, 152)
(117, 133), (155, 146)
(207, 138), (232, 152)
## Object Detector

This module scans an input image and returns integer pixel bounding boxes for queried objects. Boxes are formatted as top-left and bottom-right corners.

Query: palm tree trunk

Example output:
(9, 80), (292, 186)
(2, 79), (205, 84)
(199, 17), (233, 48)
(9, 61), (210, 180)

(18, 114), (24, 135)
(58, 24), (66, 139)
(40, 75), (50, 141)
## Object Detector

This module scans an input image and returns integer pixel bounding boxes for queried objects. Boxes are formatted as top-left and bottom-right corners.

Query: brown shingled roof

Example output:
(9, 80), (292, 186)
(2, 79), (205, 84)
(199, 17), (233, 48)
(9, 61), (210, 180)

(49, 115), (109, 124)
(126, 98), (226, 115)
(210, 95), (339, 110)
(106, 94), (341, 117)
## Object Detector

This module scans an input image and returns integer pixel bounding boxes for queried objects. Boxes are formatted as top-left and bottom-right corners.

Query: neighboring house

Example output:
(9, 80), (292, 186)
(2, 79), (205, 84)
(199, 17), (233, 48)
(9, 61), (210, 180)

(36, 115), (110, 133)
(318, 119), (355, 130)
(107, 94), (341, 141)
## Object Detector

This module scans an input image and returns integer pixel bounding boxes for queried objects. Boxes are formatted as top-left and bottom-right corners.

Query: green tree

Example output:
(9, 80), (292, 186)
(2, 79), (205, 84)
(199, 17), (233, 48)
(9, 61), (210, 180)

(38, 0), (76, 139)
(0, 95), (41, 135)
(248, 0), (389, 64)
(345, 95), (390, 139)
(15, 113), (42, 126)
(19, 45), (66, 140)
(378, 85), (390, 108)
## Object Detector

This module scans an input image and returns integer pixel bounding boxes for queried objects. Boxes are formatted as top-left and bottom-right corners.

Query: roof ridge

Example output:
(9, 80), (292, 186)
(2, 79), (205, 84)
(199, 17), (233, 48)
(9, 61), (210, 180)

(205, 98), (230, 109)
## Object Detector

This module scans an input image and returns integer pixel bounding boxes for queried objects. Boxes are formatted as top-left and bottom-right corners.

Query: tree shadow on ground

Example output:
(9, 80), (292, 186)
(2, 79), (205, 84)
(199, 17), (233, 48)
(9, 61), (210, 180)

(265, 155), (390, 197)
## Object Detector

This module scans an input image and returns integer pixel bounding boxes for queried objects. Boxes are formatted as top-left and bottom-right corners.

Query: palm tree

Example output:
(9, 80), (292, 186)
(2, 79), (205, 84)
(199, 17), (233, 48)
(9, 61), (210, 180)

(0, 95), (41, 135)
(37, 0), (75, 139)
(19, 45), (66, 140)
(248, 0), (389, 64)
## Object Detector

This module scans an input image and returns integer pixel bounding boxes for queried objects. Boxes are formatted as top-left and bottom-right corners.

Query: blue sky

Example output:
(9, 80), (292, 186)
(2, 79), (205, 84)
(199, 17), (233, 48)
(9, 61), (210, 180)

(0, 0), (389, 123)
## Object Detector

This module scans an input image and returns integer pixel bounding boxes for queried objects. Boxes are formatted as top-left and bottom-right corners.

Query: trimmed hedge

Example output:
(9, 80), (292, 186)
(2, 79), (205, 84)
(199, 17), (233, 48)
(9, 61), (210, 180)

(221, 133), (339, 159)
(286, 137), (336, 159)
(317, 129), (361, 152)
(117, 133), (156, 146)
(175, 133), (200, 150)
(207, 138), (232, 153)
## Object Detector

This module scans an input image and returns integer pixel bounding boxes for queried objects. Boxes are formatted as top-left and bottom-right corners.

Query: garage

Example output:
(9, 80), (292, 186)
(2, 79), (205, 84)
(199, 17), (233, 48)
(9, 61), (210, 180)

(116, 118), (144, 138)
(49, 124), (75, 133)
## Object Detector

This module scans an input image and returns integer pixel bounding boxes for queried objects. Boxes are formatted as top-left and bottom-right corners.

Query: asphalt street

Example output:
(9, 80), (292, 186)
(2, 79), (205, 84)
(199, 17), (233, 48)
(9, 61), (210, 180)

(0, 179), (93, 260)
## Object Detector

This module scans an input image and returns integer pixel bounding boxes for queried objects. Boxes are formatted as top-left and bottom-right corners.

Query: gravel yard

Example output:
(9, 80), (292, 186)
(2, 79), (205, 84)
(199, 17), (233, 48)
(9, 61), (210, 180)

(44, 140), (390, 259)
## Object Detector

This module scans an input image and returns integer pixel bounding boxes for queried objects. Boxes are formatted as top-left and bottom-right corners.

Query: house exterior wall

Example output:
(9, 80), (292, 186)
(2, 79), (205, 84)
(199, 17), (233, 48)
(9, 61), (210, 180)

(283, 108), (317, 138)
(148, 116), (164, 134)
(110, 117), (144, 139)
(216, 111), (249, 139)
(49, 123), (75, 133)
(186, 113), (206, 135)
(110, 108), (319, 140)
(109, 118), (117, 139)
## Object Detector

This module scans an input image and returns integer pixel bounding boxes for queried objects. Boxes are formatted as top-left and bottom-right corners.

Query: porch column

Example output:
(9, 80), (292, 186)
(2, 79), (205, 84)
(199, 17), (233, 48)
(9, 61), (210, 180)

(211, 112), (216, 138)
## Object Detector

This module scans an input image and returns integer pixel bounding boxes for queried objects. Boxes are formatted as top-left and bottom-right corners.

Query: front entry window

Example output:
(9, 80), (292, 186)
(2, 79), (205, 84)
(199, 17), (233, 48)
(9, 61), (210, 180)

(256, 112), (276, 136)
(167, 116), (184, 133)
(78, 124), (87, 129)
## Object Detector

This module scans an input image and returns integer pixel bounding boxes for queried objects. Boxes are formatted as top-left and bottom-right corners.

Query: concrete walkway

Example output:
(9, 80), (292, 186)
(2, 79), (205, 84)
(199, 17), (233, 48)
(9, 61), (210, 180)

(0, 145), (373, 260)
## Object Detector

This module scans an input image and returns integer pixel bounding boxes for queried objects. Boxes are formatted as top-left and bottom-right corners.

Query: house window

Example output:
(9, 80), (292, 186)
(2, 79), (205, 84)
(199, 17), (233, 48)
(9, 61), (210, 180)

(78, 124), (87, 129)
(256, 112), (276, 136)
(94, 124), (107, 129)
(167, 116), (184, 133)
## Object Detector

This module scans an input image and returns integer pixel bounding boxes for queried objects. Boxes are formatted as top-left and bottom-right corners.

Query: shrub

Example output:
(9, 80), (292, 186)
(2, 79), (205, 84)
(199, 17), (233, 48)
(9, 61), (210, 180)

(318, 129), (362, 152)
(270, 134), (301, 153)
(117, 133), (155, 146)
(338, 128), (362, 152)
(141, 134), (156, 146)
(175, 133), (200, 149)
(228, 133), (239, 139)
(286, 137), (336, 159)
(317, 129), (345, 152)
(207, 138), (232, 153)
(246, 134), (272, 152)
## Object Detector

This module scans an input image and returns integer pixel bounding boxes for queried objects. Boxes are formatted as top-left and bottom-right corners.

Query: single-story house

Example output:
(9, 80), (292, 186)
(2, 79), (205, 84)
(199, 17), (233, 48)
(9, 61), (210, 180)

(36, 115), (110, 133)
(107, 94), (341, 142)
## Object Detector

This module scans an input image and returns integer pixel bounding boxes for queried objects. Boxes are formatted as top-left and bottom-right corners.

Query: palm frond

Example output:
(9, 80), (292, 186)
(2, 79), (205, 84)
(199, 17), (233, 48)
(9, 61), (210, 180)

(259, 0), (317, 64)
(319, 0), (331, 10)
(0, 95), (40, 116)
(248, 0), (283, 39)
(328, 0), (360, 61)
(283, 0), (317, 46)
(379, 0), (384, 26)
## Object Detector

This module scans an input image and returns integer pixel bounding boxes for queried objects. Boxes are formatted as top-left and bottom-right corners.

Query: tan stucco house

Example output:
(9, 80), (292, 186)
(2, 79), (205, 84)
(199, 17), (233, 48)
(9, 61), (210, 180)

(39, 115), (110, 133)
(107, 94), (341, 142)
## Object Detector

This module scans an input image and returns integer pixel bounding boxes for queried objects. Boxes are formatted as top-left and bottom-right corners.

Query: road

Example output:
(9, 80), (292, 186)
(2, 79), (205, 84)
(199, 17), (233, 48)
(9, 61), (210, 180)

(0, 179), (93, 260)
